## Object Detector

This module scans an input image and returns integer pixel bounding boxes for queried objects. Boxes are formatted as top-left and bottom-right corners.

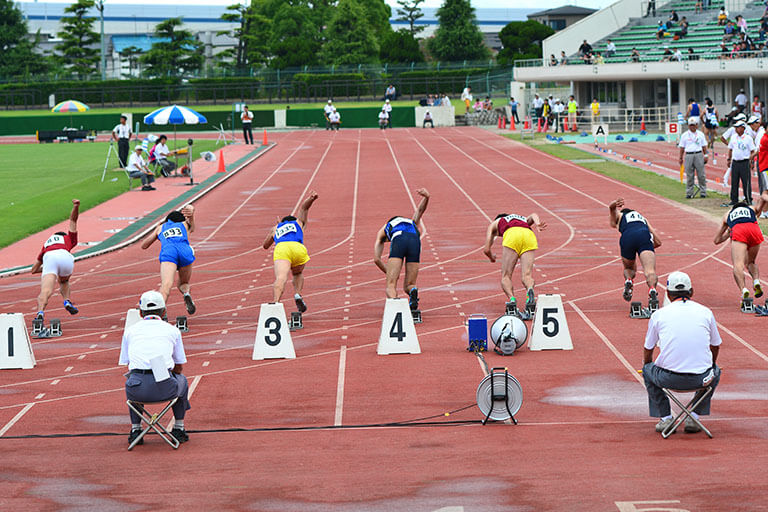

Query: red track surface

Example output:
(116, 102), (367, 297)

(2, 127), (768, 510)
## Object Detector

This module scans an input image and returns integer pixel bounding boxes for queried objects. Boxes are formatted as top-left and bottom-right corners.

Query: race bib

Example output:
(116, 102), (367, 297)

(624, 211), (647, 225)
(504, 214), (528, 223)
(729, 207), (751, 222)
(162, 227), (184, 239)
(275, 223), (298, 239)
(44, 234), (65, 248)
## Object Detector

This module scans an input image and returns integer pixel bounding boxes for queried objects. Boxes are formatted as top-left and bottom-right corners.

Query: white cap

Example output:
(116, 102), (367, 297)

(385, 99), (390, 103)
(134, 145), (143, 151)
(687, 116), (699, 125)
(735, 113), (747, 121)
(139, 290), (165, 311)
(748, 115), (760, 124)
(327, 99), (332, 103)
(666, 271), (692, 292)
(734, 120), (747, 128)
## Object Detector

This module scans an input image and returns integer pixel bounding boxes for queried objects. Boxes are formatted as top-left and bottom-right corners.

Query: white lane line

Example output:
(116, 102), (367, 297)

(167, 374), (203, 431)
(717, 322), (768, 363)
(569, 301), (643, 384)
(35, 393), (45, 399)
(334, 345), (347, 426)
(51, 379), (60, 385)
(0, 403), (34, 437)
(77, 355), (86, 360)
(202, 361), (210, 367)
(64, 366), (73, 372)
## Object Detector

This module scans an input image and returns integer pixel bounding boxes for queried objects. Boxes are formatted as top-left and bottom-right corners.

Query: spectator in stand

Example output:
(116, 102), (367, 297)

(473, 98), (483, 112)
(532, 93), (544, 123)
(629, 48), (641, 62)
(567, 95), (578, 132)
(646, 0), (656, 17)
(735, 89), (749, 113)
(549, 54), (558, 66)
(594, 52), (605, 64)
(688, 48), (698, 60)
(559, 50), (568, 65)
(660, 47), (673, 61)
(578, 39), (592, 59)
(737, 15), (747, 33)
(724, 21), (736, 41)
(676, 17), (689, 38)
(720, 42), (730, 59)
(582, 51), (593, 64)
(672, 48), (683, 61)
(442, 93), (451, 106)
(718, 7), (729, 26)
(553, 99), (564, 133)
(761, 42), (768, 57)
(695, 0), (702, 14)
(656, 21), (668, 40)
(760, 17), (768, 40)
(509, 97), (520, 124)
(605, 39), (616, 58)
(483, 97), (493, 111)
(590, 98), (600, 124)
(668, 10), (679, 27)
(384, 84), (397, 101)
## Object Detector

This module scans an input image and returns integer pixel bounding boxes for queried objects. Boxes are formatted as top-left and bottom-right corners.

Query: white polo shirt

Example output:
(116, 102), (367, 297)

(155, 142), (171, 159)
(126, 151), (147, 172)
(678, 129), (707, 152)
(241, 110), (253, 124)
(113, 123), (131, 139)
(329, 112), (340, 123)
(755, 125), (765, 148)
(379, 111), (389, 121)
(729, 132), (756, 160)
(723, 125), (755, 142)
(382, 103), (392, 113)
(324, 104), (334, 116)
(119, 316), (187, 370)
(644, 299), (721, 374)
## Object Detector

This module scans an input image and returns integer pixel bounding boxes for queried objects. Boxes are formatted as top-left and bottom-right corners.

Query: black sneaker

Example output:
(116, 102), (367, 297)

(128, 429), (144, 446)
(171, 428), (189, 444)
(408, 287), (419, 311)
(35, 312), (44, 322)
(295, 295), (307, 313)
(622, 280), (633, 302)
(183, 294), (196, 315)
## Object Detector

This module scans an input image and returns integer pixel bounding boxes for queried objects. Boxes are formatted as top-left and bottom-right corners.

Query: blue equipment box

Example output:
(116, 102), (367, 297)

(467, 314), (487, 351)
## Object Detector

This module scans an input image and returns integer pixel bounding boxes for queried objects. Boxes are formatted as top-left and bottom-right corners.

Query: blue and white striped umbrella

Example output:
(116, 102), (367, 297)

(143, 104), (207, 125)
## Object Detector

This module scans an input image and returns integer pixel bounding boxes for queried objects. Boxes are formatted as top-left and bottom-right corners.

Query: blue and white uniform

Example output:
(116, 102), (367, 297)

(385, 216), (421, 262)
(274, 220), (304, 244)
(158, 220), (195, 267)
(618, 210), (654, 260)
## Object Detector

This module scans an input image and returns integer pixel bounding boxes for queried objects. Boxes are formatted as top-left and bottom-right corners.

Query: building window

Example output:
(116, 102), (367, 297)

(549, 19), (566, 30)
(585, 82), (626, 103)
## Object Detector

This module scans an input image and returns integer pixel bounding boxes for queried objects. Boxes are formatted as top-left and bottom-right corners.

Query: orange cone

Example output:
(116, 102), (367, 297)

(563, 116), (569, 131)
(510, 116), (515, 131)
(640, 117), (646, 131)
(524, 117), (530, 130)
(262, 129), (268, 146)
(217, 149), (225, 173)
(536, 118), (542, 133)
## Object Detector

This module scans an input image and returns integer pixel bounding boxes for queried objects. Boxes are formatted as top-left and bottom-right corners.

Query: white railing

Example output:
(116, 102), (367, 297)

(517, 106), (671, 132)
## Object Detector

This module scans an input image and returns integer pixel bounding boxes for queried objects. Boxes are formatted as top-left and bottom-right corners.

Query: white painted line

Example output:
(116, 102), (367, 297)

(51, 379), (60, 386)
(35, 393), (45, 399)
(77, 355), (86, 360)
(99, 334), (107, 339)
(341, 335), (348, 340)
(221, 330), (228, 334)
(89, 344), (97, 349)
(334, 345), (347, 426)
(202, 361), (210, 367)
(215, 340), (222, 345)
(227, 321), (234, 325)
(0, 403), (34, 437)
(231, 313), (238, 317)
(167, 374), (203, 431)
(109, 325), (117, 329)
(64, 366), (73, 372)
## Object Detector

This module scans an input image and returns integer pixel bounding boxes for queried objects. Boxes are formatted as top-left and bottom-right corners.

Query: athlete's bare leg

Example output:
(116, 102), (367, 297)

(291, 264), (306, 295)
(747, 244), (760, 282)
(177, 264), (192, 295)
(519, 250), (536, 291)
(637, 250), (658, 290)
(385, 257), (404, 298)
(58, 275), (72, 302)
(273, 259), (292, 302)
(403, 262), (419, 295)
(159, 261), (179, 302)
(731, 241), (749, 292)
(500, 246), (520, 299)
(37, 274), (57, 311)
(621, 257), (638, 281)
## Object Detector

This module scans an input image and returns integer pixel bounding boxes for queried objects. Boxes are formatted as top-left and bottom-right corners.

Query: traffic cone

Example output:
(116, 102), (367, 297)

(543, 118), (549, 132)
(536, 118), (542, 133)
(510, 116), (515, 131)
(524, 117), (530, 130)
(262, 129), (268, 145)
(217, 149), (225, 173)
(497, 116), (502, 129)
(563, 116), (569, 131)
(640, 117), (646, 132)
(501, 117), (506, 129)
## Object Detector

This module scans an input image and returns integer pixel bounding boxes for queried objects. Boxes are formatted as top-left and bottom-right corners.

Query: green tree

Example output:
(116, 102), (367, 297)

(119, 45), (142, 77)
(319, 0), (379, 65)
(218, 3), (251, 70)
(396, 0), (425, 35)
(428, 0), (489, 61)
(380, 29), (424, 63)
(0, 0), (50, 78)
(140, 17), (203, 77)
(268, 3), (321, 68)
(55, 0), (100, 77)
(351, 0), (391, 41)
(497, 20), (554, 66)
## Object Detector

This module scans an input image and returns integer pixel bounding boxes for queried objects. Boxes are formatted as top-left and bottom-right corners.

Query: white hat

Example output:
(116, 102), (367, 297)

(134, 145), (143, 151)
(734, 120), (747, 128)
(735, 113), (747, 121)
(385, 99), (390, 103)
(327, 99), (332, 104)
(666, 271), (692, 292)
(139, 290), (165, 311)
(687, 116), (699, 125)
(748, 115), (760, 124)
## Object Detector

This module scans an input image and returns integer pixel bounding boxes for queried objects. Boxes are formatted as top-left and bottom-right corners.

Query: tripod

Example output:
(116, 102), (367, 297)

(100, 141), (121, 182)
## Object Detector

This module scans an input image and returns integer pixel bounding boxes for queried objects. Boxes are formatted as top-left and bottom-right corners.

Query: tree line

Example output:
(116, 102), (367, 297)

(0, 0), (552, 80)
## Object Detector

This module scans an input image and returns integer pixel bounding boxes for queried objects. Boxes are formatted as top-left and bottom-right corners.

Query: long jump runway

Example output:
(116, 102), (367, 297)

(2, 127), (768, 510)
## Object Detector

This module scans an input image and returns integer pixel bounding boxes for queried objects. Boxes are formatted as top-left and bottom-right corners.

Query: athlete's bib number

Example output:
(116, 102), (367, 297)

(275, 223), (297, 239)
(504, 214), (527, 223)
(624, 211), (647, 225)
(542, 308), (560, 337)
(264, 317), (282, 346)
(162, 227), (183, 239)
(389, 312), (406, 342)
(44, 234), (65, 248)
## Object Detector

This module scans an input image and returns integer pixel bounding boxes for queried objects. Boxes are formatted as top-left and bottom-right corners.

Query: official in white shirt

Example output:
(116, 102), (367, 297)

(382, 99), (393, 127)
(240, 105), (254, 145)
(378, 109), (389, 129)
(677, 117), (709, 198)
(323, 100), (334, 130)
(126, 146), (156, 191)
(423, 110), (433, 128)
(643, 272), (721, 434)
(154, 135), (177, 176)
(111, 115), (132, 168)
(119, 291), (190, 445)
(728, 121), (757, 205)
(329, 109), (341, 131)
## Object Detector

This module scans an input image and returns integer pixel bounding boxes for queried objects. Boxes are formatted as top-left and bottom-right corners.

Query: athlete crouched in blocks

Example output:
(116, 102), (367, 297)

(263, 191), (319, 311)
(119, 291), (191, 445)
(373, 188), (430, 309)
(30, 199), (81, 323)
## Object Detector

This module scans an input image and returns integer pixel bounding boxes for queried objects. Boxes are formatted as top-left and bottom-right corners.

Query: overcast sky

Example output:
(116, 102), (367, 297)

(18, 0), (616, 10)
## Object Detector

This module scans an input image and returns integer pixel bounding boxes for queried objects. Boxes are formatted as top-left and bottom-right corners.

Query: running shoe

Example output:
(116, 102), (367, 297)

(755, 282), (764, 299)
(648, 289), (658, 308)
(408, 287), (419, 311)
(170, 428), (189, 444)
(63, 300), (78, 315)
(743, 288), (751, 300)
(684, 417), (702, 434)
(35, 312), (44, 322)
(622, 280), (633, 302)
(183, 294), (196, 315)
(655, 417), (674, 433)
(295, 295), (307, 313)
(526, 288), (535, 307)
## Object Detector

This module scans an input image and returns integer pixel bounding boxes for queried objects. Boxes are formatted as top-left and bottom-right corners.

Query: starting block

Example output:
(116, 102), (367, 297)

(377, 298), (420, 355)
(411, 309), (422, 324)
(505, 301), (531, 321)
(648, 297), (659, 313)
(32, 318), (62, 338)
(49, 319), (62, 337)
(755, 303), (768, 316)
(741, 298), (755, 314)
(467, 314), (488, 352)
(0, 313), (36, 369)
(175, 316), (189, 332)
(630, 302), (652, 319)
(289, 311), (303, 331)
(525, 299), (536, 317)
(32, 317), (44, 337)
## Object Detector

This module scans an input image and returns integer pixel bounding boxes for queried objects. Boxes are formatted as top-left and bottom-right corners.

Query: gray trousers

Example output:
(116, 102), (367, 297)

(643, 362), (720, 417)
(125, 371), (190, 424)
(128, 170), (155, 186)
(684, 152), (706, 196)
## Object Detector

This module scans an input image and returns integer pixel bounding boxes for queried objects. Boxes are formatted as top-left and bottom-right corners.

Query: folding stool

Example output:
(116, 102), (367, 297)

(126, 397), (180, 450)
(660, 386), (714, 439)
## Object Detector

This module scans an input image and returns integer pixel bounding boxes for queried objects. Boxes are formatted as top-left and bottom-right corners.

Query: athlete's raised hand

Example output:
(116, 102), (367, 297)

(609, 198), (624, 209)
(416, 188), (430, 198)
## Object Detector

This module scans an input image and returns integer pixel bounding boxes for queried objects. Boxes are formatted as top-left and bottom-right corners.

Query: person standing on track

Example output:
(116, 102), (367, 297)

(714, 201), (764, 299)
(30, 199), (81, 324)
(678, 117), (709, 199)
(141, 206), (197, 315)
(482, 211), (547, 311)
(112, 115), (132, 168)
(373, 188), (430, 310)
(241, 105), (254, 145)
(702, 98), (719, 149)
(726, 121), (756, 206)
(263, 191), (319, 311)
(608, 198), (662, 305)
(324, 100), (334, 130)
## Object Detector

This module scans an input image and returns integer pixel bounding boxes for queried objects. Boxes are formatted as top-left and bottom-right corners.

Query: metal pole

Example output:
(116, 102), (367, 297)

(749, 76), (754, 105)
(98, 1), (106, 81)
(667, 78), (672, 117)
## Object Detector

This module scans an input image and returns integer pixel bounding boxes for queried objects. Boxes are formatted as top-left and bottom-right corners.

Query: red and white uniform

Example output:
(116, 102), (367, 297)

(497, 214), (531, 236)
(38, 231), (77, 277)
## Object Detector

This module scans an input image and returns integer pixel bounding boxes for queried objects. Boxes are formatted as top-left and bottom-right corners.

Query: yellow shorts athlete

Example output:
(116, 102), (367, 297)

(273, 241), (310, 267)
(502, 227), (538, 256)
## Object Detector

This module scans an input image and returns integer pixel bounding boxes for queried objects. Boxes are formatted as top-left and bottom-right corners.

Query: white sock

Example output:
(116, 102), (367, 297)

(662, 414), (673, 421)
(294, 293), (302, 299)
(131, 423), (140, 431)
(755, 279), (761, 286)
(174, 419), (184, 429)
(690, 412), (700, 420)
(184, 292), (190, 297)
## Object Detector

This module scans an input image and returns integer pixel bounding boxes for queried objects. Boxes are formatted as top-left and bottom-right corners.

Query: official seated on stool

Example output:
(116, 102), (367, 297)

(642, 271), (721, 434)
(119, 290), (191, 445)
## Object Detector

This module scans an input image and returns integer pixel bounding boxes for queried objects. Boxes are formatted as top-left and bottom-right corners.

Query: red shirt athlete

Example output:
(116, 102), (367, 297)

(30, 199), (81, 321)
